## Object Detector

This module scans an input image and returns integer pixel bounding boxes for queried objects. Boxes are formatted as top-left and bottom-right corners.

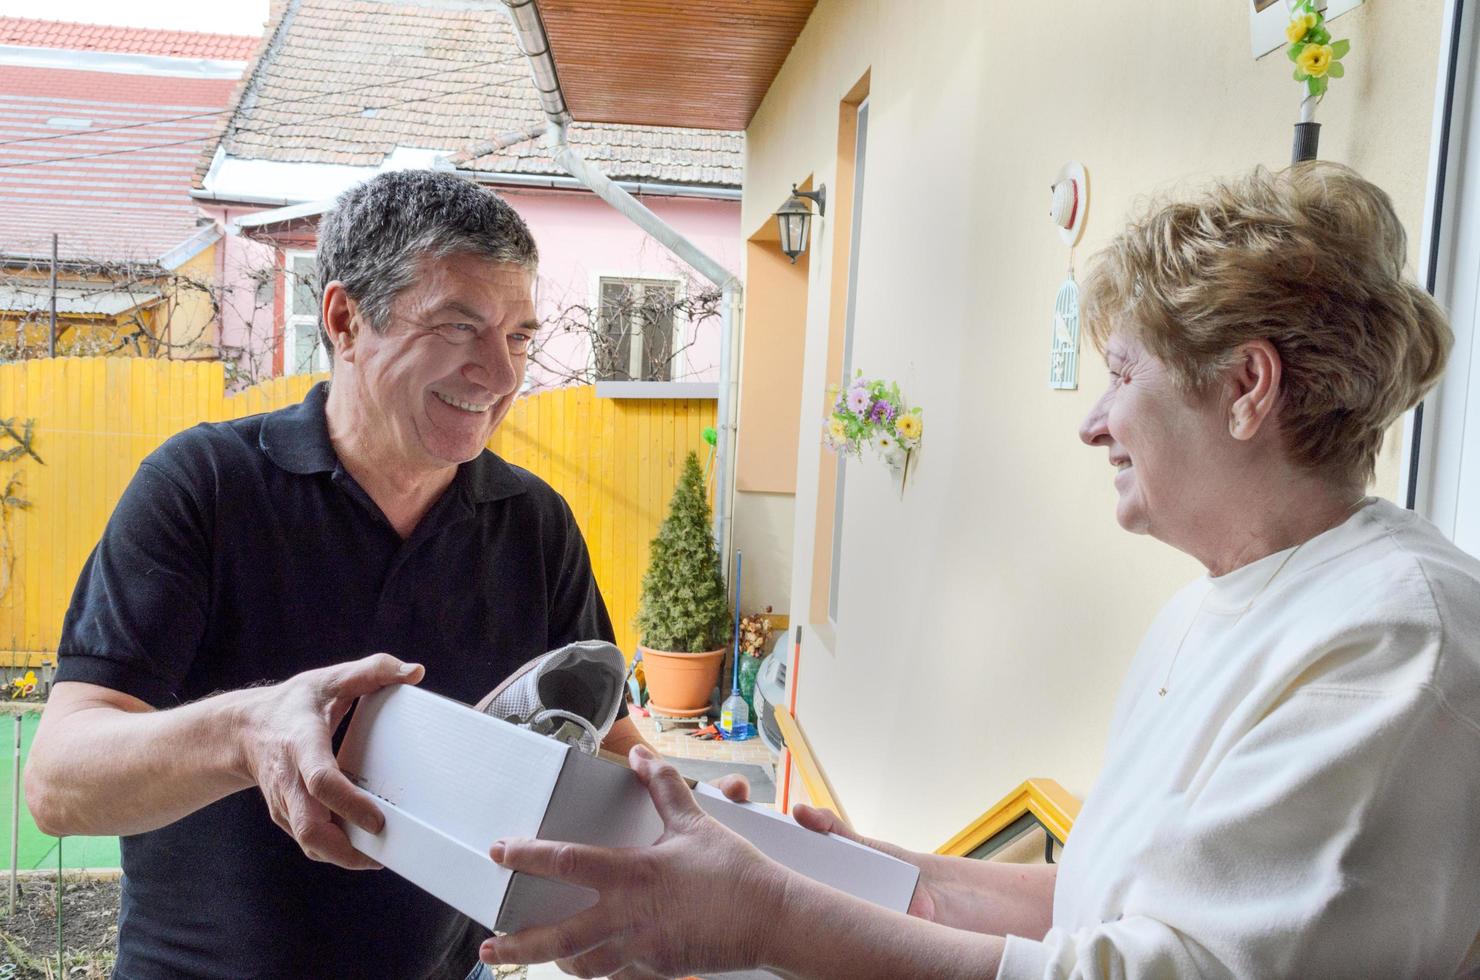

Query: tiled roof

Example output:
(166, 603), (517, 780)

(0, 17), (260, 62)
(208, 0), (741, 188)
(0, 63), (240, 263)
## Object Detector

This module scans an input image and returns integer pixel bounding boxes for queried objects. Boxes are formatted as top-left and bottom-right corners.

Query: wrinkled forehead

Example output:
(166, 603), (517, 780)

(400, 252), (535, 309)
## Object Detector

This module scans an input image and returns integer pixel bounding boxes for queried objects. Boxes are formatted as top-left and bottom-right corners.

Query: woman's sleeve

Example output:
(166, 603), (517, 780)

(998, 627), (1480, 979)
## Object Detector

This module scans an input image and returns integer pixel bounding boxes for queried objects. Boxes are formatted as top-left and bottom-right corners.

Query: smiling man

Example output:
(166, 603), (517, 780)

(24, 170), (646, 979)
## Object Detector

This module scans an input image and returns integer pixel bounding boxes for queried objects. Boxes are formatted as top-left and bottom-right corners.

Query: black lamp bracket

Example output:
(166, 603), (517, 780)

(791, 184), (826, 217)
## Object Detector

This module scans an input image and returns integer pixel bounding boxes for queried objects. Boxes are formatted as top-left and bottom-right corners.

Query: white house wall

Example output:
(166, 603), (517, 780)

(747, 0), (1445, 849)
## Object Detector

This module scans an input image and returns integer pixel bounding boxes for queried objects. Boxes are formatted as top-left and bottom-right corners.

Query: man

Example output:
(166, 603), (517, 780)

(25, 170), (649, 978)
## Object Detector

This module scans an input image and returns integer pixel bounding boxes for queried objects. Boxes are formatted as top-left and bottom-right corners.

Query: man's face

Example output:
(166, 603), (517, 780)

(339, 252), (536, 472)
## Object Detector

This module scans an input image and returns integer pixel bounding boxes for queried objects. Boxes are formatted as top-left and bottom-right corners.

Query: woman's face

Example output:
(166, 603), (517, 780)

(1079, 332), (1230, 542)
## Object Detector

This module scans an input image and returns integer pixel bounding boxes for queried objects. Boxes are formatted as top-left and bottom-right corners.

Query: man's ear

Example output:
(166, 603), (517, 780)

(321, 282), (359, 364)
(1226, 339), (1282, 442)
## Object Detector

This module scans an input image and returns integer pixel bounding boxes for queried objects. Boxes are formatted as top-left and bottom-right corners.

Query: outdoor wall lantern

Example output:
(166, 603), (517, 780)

(775, 184), (826, 263)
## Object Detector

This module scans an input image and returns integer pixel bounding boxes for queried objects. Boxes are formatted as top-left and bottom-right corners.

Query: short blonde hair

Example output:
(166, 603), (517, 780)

(1083, 162), (1451, 488)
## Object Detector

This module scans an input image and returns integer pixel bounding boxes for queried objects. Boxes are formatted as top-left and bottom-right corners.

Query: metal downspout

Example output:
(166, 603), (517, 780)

(500, 0), (742, 569)
(544, 122), (742, 564)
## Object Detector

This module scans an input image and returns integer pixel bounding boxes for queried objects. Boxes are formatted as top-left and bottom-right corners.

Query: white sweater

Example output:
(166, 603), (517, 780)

(999, 500), (1480, 979)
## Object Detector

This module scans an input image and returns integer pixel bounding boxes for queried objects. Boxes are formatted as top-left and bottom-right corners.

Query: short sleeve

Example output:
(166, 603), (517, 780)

(998, 661), (1480, 979)
(56, 458), (212, 709)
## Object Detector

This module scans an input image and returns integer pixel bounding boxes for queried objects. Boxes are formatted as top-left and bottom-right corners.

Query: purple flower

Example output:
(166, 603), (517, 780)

(869, 400), (894, 423)
(846, 387), (870, 414)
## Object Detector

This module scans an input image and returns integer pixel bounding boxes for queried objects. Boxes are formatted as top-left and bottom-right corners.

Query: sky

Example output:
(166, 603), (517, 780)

(0, 0), (271, 36)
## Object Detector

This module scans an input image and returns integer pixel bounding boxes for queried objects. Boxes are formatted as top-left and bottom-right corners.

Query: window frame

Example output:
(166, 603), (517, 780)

(588, 272), (687, 383)
(283, 250), (327, 377)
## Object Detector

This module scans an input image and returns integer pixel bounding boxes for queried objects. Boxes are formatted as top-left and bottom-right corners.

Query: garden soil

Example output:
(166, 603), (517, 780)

(0, 875), (530, 979)
(0, 873), (116, 978)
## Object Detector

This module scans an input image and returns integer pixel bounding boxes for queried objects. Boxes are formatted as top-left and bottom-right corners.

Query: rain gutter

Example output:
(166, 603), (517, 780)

(190, 172), (741, 207)
(500, 0), (743, 571)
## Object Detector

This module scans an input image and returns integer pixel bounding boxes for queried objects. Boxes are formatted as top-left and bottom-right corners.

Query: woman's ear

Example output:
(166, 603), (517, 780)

(321, 282), (358, 364)
(1227, 340), (1282, 441)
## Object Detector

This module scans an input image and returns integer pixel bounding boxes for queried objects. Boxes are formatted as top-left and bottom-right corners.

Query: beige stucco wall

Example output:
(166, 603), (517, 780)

(745, 0), (1443, 849)
(732, 490), (796, 616)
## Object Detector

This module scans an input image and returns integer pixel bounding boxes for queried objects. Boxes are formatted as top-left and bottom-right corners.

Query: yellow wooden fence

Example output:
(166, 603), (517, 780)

(0, 358), (715, 665)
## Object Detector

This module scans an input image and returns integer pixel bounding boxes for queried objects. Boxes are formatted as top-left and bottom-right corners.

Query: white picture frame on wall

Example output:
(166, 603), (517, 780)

(1250, 0), (1364, 59)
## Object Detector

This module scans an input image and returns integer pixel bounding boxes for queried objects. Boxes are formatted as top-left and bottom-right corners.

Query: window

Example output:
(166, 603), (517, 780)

(829, 96), (869, 624)
(594, 277), (679, 381)
(285, 252), (327, 376)
(807, 72), (871, 631)
(1407, 3), (1480, 561)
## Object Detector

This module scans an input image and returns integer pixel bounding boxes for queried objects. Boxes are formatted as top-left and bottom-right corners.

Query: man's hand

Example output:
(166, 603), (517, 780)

(237, 653), (424, 870)
(710, 772), (750, 803)
(480, 745), (787, 978)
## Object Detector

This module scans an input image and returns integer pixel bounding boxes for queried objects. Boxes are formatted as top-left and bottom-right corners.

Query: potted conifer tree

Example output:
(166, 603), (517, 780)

(636, 451), (732, 716)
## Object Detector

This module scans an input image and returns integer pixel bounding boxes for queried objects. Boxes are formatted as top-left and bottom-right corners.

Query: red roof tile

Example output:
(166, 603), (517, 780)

(0, 17), (261, 62)
(0, 64), (240, 263)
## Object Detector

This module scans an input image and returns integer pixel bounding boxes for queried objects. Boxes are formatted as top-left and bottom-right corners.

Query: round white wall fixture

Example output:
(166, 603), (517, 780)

(1049, 161), (1089, 246)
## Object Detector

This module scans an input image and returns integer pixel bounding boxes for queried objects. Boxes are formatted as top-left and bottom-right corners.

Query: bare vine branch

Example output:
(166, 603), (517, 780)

(527, 270), (722, 391)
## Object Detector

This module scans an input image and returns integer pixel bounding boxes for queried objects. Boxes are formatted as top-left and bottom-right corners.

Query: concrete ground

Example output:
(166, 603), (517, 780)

(628, 707), (775, 768)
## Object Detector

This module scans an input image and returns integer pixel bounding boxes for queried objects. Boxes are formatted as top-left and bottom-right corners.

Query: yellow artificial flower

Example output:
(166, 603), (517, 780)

(828, 417), (847, 441)
(1286, 12), (1317, 44)
(895, 413), (922, 440)
(1297, 43), (1333, 77)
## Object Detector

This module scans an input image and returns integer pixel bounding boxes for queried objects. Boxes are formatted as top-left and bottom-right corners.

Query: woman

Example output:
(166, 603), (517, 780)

(476, 163), (1480, 979)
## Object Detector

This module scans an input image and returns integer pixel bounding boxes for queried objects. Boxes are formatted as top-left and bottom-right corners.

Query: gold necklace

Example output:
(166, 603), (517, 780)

(1155, 497), (1370, 698)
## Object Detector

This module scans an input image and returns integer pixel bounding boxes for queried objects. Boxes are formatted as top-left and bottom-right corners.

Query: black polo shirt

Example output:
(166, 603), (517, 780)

(56, 382), (618, 979)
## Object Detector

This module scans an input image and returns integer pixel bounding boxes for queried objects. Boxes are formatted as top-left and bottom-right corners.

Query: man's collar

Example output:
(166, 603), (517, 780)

(259, 381), (337, 474)
(462, 449), (527, 503)
(260, 381), (527, 503)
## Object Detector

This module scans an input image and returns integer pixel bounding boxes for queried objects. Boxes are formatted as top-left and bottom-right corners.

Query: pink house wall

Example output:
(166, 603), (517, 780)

(201, 187), (740, 389)
(202, 205), (283, 384)
(502, 189), (740, 390)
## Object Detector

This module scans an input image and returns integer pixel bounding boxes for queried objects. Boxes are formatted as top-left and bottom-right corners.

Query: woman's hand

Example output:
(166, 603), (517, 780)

(480, 745), (787, 979)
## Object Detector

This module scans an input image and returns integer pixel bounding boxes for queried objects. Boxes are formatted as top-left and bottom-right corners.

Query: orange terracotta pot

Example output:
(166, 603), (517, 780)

(639, 644), (725, 716)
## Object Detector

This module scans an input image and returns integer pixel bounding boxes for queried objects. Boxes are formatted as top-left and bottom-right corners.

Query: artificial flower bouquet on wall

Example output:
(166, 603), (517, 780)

(1287, 0), (1349, 100)
(823, 373), (923, 484)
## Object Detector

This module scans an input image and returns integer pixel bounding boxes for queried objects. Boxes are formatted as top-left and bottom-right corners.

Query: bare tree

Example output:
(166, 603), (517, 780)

(0, 417), (41, 605)
(0, 250), (291, 390)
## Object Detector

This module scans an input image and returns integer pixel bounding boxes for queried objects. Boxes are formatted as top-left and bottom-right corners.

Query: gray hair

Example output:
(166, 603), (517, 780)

(315, 169), (538, 352)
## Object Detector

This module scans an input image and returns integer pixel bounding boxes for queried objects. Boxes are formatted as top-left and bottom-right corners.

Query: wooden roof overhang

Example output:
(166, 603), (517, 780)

(534, 0), (817, 131)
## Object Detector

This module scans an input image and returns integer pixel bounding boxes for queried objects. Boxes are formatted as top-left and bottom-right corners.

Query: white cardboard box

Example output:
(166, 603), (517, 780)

(337, 685), (919, 980)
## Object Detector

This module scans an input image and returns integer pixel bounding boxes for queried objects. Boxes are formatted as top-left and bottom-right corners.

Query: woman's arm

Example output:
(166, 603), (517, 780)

(769, 874), (1005, 980)
(791, 803), (1057, 939)
(480, 746), (1021, 979)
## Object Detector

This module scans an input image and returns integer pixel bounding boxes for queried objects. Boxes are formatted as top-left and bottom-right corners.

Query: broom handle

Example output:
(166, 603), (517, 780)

(731, 552), (743, 691)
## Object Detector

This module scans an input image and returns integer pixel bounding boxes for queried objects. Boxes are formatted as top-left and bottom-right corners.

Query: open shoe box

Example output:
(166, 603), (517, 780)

(337, 684), (920, 980)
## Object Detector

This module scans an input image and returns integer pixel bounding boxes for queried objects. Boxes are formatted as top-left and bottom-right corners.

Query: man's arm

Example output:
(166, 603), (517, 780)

(27, 654), (424, 870)
(598, 714), (649, 757)
(28, 681), (254, 837)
